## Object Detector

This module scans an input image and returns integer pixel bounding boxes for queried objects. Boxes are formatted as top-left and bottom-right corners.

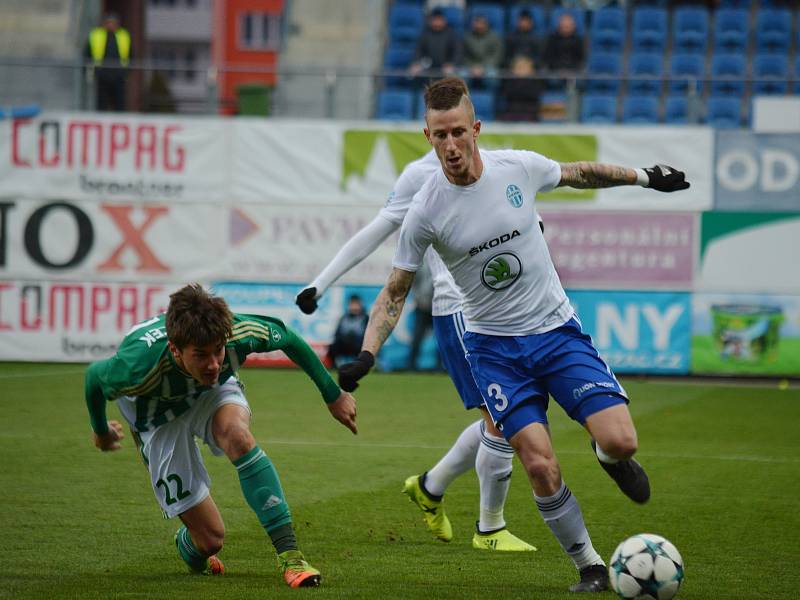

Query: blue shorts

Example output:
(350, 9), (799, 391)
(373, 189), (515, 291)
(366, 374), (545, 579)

(463, 317), (627, 441)
(433, 312), (485, 410)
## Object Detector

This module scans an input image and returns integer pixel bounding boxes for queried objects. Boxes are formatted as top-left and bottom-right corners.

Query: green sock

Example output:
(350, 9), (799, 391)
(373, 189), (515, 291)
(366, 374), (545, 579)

(175, 525), (207, 572)
(234, 445), (295, 551)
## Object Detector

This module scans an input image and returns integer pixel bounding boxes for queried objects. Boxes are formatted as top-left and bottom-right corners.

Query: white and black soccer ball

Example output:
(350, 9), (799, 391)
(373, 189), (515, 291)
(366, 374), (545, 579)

(609, 533), (684, 600)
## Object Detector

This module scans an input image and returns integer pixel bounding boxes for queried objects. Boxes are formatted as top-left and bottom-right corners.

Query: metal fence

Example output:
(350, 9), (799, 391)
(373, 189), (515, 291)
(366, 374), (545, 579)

(1, 57), (792, 122)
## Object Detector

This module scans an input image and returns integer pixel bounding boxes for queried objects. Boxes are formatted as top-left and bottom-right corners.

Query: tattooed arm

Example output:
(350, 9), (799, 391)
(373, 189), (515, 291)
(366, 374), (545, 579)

(337, 267), (415, 392)
(557, 162), (637, 189)
(558, 162), (690, 192)
(362, 267), (416, 355)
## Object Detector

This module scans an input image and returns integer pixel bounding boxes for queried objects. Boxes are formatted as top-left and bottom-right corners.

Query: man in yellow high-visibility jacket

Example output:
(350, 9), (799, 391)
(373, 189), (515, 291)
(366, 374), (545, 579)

(86, 13), (131, 111)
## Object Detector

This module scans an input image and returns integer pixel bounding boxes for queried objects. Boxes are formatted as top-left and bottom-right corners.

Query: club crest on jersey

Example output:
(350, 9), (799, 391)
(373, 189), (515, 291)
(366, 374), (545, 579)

(481, 253), (522, 291)
(506, 184), (523, 208)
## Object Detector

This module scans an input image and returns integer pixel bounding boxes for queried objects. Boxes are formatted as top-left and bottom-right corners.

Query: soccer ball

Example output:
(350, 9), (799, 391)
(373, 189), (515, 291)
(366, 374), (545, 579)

(608, 533), (685, 600)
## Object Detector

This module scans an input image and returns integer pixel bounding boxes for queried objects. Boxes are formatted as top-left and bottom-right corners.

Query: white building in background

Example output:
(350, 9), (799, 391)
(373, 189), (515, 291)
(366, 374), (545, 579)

(145, 0), (213, 112)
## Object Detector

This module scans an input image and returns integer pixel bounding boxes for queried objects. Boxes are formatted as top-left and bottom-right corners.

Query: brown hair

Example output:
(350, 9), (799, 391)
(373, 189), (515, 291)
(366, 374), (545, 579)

(166, 283), (233, 350)
(424, 77), (474, 121)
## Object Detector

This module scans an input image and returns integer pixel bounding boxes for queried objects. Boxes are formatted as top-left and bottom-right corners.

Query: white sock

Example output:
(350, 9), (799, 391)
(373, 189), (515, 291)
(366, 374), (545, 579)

(476, 422), (514, 532)
(424, 420), (481, 497)
(535, 482), (604, 570)
(595, 442), (619, 464)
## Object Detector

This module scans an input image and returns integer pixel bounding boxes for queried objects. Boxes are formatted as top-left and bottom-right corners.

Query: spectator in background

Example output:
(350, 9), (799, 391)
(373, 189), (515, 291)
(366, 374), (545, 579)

(407, 259), (438, 372)
(85, 12), (131, 111)
(409, 8), (462, 79)
(543, 13), (584, 72)
(504, 9), (543, 68)
(462, 14), (503, 89)
(328, 295), (369, 368)
(498, 55), (543, 122)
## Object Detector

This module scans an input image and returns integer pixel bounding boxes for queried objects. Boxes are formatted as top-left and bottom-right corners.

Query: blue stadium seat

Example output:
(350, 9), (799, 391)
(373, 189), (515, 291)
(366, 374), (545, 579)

(589, 7), (626, 53)
(383, 44), (415, 88)
(752, 54), (789, 95)
(507, 4), (547, 35)
(669, 53), (705, 93)
(471, 90), (496, 122)
(663, 95), (689, 124)
(755, 9), (792, 54)
(705, 96), (742, 128)
(388, 4), (424, 43)
(631, 8), (668, 52)
(622, 94), (660, 124)
(717, 0), (751, 7)
(550, 8), (587, 36)
(713, 9), (749, 53)
(580, 94), (617, 123)
(377, 89), (414, 120)
(673, 7), (709, 54)
(439, 6), (465, 33)
(467, 4), (506, 35)
(538, 92), (567, 123)
(710, 53), (746, 96)
(627, 52), (663, 95)
(585, 52), (622, 94)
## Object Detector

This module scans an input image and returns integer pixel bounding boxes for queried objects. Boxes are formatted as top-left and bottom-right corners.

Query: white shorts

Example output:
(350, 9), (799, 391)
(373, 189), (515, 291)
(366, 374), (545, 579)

(117, 377), (251, 518)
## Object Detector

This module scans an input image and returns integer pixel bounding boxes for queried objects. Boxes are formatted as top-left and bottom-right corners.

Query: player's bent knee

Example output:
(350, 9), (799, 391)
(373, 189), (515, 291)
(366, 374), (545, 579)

(601, 432), (638, 460)
(216, 424), (257, 460)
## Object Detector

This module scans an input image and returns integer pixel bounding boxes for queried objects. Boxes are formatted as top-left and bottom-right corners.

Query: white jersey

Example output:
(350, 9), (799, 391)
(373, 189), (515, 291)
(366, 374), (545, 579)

(379, 151), (462, 316)
(393, 149), (573, 336)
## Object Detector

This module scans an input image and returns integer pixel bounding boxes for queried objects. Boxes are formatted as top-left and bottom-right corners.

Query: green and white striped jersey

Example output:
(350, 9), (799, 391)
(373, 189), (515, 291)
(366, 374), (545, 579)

(85, 313), (340, 434)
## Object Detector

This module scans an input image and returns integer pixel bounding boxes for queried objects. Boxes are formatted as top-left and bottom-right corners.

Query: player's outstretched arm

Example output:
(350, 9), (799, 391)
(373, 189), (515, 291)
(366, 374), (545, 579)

(296, 216), (399, 314)
(338, 267), (415, 392)
(558, 162), (690, 192)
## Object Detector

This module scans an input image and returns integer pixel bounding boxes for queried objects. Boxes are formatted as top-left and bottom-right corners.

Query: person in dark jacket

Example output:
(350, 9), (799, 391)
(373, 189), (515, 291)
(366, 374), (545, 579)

(328, 295), (369, 368)
(409, 8), (462, 78)
(543, 13), (584, 72)
(504, 9), (543, 68)
(499, 55), (544, 122)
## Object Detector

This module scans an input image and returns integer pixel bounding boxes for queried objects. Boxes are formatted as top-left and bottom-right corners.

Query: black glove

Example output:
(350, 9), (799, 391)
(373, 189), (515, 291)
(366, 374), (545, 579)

(338, 351), (375, 392)
(641, 164), (690, 192)
(296, 287), (318, 314)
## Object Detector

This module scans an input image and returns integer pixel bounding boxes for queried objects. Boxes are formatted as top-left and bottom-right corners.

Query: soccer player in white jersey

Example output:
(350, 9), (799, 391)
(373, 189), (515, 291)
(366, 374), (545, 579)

(296, 148), (540, 552)
(338, 77), (689, 593)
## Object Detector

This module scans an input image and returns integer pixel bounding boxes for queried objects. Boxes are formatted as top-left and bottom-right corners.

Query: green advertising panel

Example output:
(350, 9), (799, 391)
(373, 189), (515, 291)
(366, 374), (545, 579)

(342, 131), (598, 200)
(692, 294), (800, 376)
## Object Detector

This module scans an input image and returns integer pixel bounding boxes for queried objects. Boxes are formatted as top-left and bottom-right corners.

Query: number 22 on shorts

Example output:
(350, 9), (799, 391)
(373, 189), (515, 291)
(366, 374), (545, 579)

(487, 383), (508, 412)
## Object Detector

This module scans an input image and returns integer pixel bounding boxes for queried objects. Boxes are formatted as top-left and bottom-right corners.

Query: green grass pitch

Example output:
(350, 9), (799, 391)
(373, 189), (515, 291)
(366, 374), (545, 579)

(0, 363), (798, 599)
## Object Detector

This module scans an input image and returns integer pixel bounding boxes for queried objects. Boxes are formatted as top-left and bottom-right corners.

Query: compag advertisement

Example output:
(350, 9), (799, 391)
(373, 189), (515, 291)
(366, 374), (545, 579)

(0, 113), (230, 202)
(0, 280), (174, 361)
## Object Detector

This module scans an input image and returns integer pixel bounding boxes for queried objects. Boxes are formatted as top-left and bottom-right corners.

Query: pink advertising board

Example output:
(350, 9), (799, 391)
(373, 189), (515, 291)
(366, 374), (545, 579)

(541, 211), (696, 290)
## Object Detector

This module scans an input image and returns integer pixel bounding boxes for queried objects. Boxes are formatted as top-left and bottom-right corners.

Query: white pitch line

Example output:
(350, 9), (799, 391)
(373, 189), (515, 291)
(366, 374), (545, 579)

(263, 438), (800, 464)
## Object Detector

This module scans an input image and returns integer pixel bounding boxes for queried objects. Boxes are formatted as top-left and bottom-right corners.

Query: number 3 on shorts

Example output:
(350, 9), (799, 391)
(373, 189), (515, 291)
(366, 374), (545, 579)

(487, 383), (508, 412)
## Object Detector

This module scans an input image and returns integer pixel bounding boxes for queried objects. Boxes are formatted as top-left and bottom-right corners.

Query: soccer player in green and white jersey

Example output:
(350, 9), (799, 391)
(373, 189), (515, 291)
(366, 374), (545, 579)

(85, 283), (357, 589)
